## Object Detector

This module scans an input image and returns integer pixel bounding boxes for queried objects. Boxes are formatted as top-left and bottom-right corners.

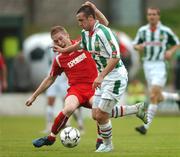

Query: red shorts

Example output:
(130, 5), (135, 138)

(65, 84), (94, 109)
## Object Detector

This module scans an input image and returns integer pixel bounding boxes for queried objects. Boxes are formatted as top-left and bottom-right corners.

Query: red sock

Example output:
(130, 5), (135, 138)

(47, 135), (56, 142)
(51, 112), (69, 135)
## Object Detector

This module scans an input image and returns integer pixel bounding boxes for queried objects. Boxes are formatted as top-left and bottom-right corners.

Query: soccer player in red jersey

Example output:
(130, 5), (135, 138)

(25, 1), (147, 150)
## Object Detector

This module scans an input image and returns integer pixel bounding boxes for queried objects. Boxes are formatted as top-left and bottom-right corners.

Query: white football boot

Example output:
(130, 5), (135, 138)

(95, 143), (114, 152)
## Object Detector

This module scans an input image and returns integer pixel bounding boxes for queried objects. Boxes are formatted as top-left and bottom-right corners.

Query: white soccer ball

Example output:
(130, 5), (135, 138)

(60, 127), (80, 148)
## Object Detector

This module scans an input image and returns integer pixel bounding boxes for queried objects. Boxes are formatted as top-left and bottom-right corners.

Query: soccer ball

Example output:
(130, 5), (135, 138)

(60, 127), (80, 148)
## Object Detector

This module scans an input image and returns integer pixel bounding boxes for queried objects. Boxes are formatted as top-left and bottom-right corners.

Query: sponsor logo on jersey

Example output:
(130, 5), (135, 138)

(144, 41), (162, 46)
(67, 53), (87, 68)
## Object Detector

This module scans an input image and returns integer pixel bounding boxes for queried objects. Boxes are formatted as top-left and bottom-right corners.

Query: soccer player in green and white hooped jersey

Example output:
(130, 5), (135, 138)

(76, 5), (129, 153)
(79, 13), (129, 153)
(133, 7), (180, 135)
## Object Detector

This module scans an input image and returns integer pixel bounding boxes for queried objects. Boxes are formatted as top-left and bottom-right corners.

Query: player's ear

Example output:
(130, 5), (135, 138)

(88, 15), (94, 20)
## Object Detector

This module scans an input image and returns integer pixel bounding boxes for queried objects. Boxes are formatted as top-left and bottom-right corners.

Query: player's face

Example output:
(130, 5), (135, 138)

(76, 12), (91, 31)
(52, 32), (70, 48)
(147, 9), (160, 26)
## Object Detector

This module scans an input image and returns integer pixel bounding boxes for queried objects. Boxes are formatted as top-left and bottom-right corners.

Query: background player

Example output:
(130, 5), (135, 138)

(133, 7), (180, 135)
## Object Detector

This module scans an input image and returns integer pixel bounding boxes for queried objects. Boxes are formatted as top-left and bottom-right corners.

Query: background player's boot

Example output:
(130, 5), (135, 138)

(135, 125), (147, 135)
(32, 136), (55, 147)
(176, 100), (180, 110)
(136, 102), (148, 124)
(176, 92), (180, 110)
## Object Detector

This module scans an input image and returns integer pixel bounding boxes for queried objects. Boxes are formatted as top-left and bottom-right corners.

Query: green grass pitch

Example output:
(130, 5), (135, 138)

(0, 116), (180, 157)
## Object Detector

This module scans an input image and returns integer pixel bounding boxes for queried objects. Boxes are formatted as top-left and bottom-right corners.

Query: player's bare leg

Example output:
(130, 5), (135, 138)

(32, 95), (80, 147)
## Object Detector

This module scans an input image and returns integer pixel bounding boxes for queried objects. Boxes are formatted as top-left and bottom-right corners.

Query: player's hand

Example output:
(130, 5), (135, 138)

(93, 75), (103, 89)
(25, 96), (36, 107)
(82, 1), (97, 11)
(134, 44), (144, 51)
(53, 45), (64, 53)
(164, 50), (173, 60)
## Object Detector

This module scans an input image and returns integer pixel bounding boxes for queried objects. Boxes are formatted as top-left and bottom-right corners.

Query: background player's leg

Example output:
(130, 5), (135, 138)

(43, 96), (55, 133)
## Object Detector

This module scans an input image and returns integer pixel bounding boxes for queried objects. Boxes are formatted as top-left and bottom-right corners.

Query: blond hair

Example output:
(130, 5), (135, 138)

(50, 26), (68, 38)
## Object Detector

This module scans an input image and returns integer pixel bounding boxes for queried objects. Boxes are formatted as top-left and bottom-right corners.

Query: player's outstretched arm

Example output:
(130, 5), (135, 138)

(25, 76), (56, 106)
(83, 1), (109, 26)
(53, 41), (81, 54)
(93, 58), (120, 89)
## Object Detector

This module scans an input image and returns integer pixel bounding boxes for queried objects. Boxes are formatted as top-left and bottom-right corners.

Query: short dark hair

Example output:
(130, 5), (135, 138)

(147, 7), (160, 15)
(76, 5), (96, 19)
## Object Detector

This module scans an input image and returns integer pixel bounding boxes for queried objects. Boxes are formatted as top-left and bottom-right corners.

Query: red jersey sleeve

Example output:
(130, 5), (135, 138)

(49, 58), (63, 77)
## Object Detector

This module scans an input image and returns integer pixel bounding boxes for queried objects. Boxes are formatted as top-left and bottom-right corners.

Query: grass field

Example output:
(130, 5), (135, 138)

(0, 116), (180, 157)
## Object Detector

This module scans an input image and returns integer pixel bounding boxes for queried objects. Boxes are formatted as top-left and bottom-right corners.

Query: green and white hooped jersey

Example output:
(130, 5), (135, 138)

(80, 21), (127, 80)
(133, 22), (180, 61)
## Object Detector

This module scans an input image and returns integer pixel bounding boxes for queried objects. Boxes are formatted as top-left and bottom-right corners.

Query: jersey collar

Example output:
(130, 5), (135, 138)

(149, 21), (161, 32)
(89, 20), (99, 37)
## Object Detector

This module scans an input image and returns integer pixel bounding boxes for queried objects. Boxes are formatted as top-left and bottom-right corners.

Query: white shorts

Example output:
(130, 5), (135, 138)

(93, 76), (128, 113)
(46, 73), (68, 98)
(143, 61), (167, 88)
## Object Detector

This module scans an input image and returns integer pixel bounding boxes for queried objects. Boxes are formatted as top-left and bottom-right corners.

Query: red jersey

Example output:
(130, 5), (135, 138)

(50, 41), (98, 86)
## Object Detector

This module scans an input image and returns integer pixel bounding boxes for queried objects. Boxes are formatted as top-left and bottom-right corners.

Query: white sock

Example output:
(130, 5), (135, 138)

(74, 109), (84, 130)
(66, 118), (71, 126)
(98, 120), (112, 145)
(46, 106), (54, 129)
(110, 104), (139, 118)
(144, 104), (158, 129)
(162, 92), (180, 101)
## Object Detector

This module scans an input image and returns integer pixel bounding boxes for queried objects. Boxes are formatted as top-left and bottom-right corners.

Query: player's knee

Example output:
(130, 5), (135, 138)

(92, 114), (96, 120)
(48, 97), (55, 106)
(95, 109), (108, 123)
(92, 109), (97, 120)
(150, 86), (163, 103)
(150, 92), (157, 102)
(95, 114), (104, 123)
(63, 107), (74, 117)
